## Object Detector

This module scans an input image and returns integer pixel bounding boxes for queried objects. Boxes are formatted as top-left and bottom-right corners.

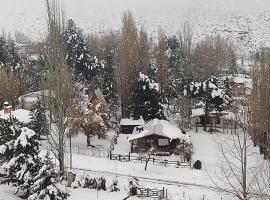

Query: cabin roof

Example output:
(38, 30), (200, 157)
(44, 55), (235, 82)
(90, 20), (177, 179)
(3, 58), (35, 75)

(128, 119), (189, 142)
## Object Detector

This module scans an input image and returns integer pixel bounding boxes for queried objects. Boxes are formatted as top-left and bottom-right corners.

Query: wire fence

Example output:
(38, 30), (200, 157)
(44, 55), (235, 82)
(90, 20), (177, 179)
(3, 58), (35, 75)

(40, 144), (109, 158)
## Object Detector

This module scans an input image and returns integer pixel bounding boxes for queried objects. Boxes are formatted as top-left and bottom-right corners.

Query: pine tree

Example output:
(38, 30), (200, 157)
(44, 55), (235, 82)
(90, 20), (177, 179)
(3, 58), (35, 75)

(64, 19), (100, 82)
(131, 72), (165, 121)
(0, 36), (8, 66)
(28, 151), (69, 200)
(29, 99), (48, 138)
(6, 39), (21, 71)
(0, 127), (41, 197)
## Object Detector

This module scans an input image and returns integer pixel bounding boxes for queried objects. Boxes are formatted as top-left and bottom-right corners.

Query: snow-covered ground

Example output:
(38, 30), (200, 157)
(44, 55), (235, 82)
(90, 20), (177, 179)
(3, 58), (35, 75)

(1, 129), (264, 200)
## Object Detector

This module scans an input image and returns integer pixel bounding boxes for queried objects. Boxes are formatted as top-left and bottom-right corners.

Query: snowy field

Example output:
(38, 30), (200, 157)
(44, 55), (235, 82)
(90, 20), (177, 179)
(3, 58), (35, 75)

(1, 129), (263, 200)
(1, 0), (270, 52)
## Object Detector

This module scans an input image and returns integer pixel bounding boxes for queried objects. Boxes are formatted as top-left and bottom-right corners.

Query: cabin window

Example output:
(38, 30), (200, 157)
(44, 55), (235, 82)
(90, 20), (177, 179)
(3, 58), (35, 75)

(146, 139), (154, 145)
(158, 139), (169, 146)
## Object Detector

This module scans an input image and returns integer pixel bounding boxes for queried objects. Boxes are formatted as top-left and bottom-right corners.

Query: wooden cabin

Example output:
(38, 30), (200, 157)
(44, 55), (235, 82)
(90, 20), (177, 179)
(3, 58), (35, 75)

(128, 119), (190, 156)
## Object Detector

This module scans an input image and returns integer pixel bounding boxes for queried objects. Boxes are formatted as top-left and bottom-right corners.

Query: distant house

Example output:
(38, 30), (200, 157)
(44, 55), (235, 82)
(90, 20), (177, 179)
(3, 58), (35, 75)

(18, 90), (49, 111)
(191, 108), (238, 130)
(128, 119), (190, 155)
(231, 74), (252, 97)
(119, 118), (145, 134)
(88, 88), (109, 113)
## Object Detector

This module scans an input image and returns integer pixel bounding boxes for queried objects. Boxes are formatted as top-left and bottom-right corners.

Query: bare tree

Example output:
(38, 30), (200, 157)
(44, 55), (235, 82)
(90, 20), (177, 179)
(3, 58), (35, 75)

(209, 107), (259, 200)
(155, 28), (169, 103)
(43, 0), (75, 174)
(193, 35), (237, 80)
(0, 69), (24, 107)
(117, 11), (140, 117)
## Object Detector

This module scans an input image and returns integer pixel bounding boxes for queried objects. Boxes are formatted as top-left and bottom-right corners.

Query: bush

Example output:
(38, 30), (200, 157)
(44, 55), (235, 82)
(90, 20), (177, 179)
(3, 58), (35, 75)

(109, 179), (120, 192)
(76, 175), (107, 191)
(193, 160), (202, 170)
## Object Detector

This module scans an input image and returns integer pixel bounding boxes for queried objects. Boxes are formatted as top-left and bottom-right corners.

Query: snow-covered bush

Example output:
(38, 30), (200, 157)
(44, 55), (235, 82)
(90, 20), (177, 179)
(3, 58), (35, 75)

(109, 179), (120, 192)
(129, 177), (140, 196)
(28, 151), (69, 200)
(76, 175), (107, 191)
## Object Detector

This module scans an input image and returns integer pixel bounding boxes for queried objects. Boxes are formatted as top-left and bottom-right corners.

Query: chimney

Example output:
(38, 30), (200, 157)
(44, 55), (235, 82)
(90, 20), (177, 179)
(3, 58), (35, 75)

(3, 102), (12, 115)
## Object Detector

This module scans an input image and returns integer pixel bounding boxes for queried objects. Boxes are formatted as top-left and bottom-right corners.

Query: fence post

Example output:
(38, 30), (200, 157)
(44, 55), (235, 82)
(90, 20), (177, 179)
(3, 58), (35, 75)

(128, 152), (131, 161)
(177, 161), (180, 168)
(109, 150), (112, 160)
(162, 187), (164, 198)
(118, 154), (121, 161)
(147, 188), (149, 197)
(164, 159), (167, 166)
(153, 157), (155, 164)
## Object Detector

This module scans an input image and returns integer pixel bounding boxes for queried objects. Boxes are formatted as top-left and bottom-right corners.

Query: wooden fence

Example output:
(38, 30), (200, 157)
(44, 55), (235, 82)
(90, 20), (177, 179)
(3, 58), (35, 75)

(109, 151), (192, 168)
(137, 187), (167, 199)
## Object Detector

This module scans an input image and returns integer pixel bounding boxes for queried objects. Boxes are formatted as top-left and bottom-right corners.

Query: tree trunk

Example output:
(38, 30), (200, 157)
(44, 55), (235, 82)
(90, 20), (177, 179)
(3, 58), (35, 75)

(87, 134), (91, 146)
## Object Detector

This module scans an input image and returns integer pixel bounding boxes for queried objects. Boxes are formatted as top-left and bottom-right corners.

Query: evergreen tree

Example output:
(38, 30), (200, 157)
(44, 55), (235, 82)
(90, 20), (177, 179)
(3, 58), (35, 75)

(29, 99), (48, 138)
(184, 76), (231, 131)
(0, 127), (41, 197)
(0, 36), (21, 70)
(0, 36), (7, 66)
(6, 39), (21, 71)
(28, 151), (69, 200)
(64, 19), (101, 82)
(131, 72), (165, 121)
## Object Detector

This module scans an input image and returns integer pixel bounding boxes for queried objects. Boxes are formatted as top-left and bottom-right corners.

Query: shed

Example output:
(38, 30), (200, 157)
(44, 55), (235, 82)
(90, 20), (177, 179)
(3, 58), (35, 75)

(119, 118), (145, 134)
(18, 90), (49, 110)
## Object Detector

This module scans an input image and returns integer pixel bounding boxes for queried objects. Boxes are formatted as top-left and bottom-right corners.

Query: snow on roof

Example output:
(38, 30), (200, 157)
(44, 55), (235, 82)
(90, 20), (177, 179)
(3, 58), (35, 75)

(191, 108), (205, 117)
(0, 109), (32, 124)
(128, 119), (189, 142)
(120, 118), (145, 126)
(233, 74), (252, 88)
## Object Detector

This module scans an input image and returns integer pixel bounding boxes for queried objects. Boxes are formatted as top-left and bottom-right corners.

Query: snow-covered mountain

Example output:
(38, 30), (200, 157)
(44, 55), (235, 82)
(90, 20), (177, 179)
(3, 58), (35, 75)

(1, 0), (270, 52)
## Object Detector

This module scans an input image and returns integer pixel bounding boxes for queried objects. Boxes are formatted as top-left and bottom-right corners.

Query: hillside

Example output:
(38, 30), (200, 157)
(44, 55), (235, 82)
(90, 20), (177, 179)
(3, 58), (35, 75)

(1, 0), (270, 53)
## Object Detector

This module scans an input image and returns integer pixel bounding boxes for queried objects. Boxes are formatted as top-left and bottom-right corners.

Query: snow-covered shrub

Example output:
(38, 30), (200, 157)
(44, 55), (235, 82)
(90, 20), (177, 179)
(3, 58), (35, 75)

(109, 179), (120, 192)
(97, 177), (106, 191)
(28, 151), (69, 200)
(193, 160), (202, 170)
(129, 177), (140, 196)
(77, 175), (107, 190)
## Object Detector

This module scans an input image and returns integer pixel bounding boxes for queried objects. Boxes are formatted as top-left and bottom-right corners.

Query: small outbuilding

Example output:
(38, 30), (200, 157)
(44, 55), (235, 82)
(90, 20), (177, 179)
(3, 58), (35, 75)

(119, 118), (145, 134)
(128, 119), (190, 156)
